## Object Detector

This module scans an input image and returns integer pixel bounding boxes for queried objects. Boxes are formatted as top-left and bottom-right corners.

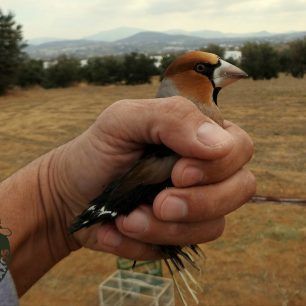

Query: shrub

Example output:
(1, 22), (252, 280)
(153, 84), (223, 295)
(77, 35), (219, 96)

(43, 55), (81, 88)
(17, 58), (45, 87)
(241, 42), (279, 80)
(122, 53), (158, 85)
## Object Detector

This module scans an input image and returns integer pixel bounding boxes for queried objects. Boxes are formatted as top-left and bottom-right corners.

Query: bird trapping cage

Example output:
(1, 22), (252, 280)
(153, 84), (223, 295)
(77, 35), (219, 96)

(99, 270), (174, 306)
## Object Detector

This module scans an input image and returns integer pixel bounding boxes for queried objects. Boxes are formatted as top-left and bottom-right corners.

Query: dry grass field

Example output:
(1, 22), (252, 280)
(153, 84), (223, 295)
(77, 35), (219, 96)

(0, 75), (305, 306)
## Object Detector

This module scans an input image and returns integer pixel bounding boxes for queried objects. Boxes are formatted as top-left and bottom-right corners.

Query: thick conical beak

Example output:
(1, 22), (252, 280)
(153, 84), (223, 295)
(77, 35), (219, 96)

(213, 59), (248, 88)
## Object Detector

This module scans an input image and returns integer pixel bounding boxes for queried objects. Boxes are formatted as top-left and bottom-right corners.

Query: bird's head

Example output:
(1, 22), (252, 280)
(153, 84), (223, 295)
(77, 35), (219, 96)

(157, 51), (247, 126)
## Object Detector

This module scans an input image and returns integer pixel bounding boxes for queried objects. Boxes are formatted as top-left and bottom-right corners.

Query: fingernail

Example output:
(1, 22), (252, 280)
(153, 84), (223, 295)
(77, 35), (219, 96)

(182, 167), (203, 186)
(161, 196), (188, 220)
(197, 122), (230, 147)
(123, 210), (149, 233)
(103, 229), (123, 248)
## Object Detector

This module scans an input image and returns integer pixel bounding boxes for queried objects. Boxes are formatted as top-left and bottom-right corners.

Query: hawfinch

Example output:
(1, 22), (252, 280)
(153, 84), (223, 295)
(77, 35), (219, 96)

(69, 51), (247, 305)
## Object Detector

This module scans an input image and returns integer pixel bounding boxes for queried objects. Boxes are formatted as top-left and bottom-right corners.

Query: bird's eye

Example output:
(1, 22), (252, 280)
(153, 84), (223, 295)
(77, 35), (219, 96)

(195, 63), (206, 73)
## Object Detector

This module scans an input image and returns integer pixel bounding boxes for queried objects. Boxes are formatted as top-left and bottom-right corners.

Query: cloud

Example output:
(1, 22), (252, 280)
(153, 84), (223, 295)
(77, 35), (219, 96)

(1, 0), (305, 39)
(147, 0), (306, 16)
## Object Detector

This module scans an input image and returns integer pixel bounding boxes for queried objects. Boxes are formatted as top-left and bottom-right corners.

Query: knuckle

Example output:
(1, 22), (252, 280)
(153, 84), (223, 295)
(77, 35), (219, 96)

(103, 99), (127, 114)
(246, 170), (257, 196)
(208, 197), (219, 219)
(209, 157), (232, 180)
(230, 124), (254, 163)
(161, 96), (197, 117)
(246, 137), (254, 161)
(104, 99), (146, 117)
(241, 131), (254, 162)
(132, 244), (151, 260)
(167, 223), (196, 245)
(153, 189), (171, 218)
(132, 245), (144, 259)
(94, 100), (128, 132)
(211, 218), (226, 240)
(167, 223), (185, 239)
(171, 158), (189, 187)
(189, 188), (214, 220)
(168, 95), (191, 105)
(160, 97), (181, 113)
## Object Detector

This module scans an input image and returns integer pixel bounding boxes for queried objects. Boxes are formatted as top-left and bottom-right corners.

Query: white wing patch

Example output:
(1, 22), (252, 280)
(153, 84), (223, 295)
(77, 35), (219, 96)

(96, 206), (117, 218)
(88, 205), (96, 211)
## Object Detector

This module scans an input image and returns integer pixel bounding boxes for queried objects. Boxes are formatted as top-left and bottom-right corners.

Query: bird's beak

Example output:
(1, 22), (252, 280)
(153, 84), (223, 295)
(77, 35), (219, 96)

(213, 59), (248, 88)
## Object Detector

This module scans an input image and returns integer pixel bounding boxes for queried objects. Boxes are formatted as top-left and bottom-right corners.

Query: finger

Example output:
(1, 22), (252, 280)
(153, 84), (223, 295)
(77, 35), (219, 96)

(91, 96), (234, 161)
(154, 168), (256, 222)
(62, 97), (235, 205)
(92, 224), (161, 260)
(116, 206), (225, 245)
(172, 121), (254, 187)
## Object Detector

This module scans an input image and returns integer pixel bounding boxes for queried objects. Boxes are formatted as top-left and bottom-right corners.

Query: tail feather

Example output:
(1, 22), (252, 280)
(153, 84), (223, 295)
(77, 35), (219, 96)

(159, 245), (206, 305)
(179, 270), (199, 304)
(164, 259), (188, 306)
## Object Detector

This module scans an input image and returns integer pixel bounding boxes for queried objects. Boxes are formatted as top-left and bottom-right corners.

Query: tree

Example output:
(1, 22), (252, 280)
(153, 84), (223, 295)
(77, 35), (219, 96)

(241, 42), (279, 80)
(17, 58), (45, 87)
(82, 56), (124, 85)
(123, 53), (158, 85)
(287, 38), (306, 78)
(0, 10), (26, 94)
(43, 55), (81, 88)
(200, 44), (225, 57)
(278, 47), (291, 75)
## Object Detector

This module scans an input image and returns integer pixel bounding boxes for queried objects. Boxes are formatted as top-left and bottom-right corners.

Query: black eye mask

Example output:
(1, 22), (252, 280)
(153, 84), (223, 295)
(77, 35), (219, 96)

(194, 60), (222, 105)
(194, 60), (221, 80)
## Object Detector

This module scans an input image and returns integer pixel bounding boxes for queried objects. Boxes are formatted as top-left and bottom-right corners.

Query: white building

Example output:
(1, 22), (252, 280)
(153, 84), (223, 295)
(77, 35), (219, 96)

(150, 55), (163, 68)
(224, 50), (242, 61)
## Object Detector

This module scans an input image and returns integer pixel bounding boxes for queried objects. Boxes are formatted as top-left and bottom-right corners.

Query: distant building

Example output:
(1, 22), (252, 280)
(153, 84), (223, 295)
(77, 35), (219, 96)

(80, 59), (88, 67)
(224, 50), (242, 61)
(43, 59), (88, 69)
(150, 55), (163, 68)
(43, 60), (57, 69)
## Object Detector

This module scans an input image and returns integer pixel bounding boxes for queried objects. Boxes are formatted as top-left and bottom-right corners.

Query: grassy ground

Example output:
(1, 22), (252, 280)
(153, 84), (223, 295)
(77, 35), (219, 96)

(0, 75), (305, 305)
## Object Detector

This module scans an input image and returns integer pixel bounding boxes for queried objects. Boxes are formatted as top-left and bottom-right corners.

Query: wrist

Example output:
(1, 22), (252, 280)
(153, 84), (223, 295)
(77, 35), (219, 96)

(42, 144), (82, 253)
(0, 148), (80, 294)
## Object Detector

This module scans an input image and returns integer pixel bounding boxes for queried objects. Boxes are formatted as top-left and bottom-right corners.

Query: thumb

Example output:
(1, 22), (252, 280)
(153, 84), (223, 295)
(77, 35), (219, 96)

(91, 96), (234, 160)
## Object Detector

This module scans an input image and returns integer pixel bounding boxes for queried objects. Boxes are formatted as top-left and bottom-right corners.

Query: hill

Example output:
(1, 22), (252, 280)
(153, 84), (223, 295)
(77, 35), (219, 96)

(25, 30), (306, 59)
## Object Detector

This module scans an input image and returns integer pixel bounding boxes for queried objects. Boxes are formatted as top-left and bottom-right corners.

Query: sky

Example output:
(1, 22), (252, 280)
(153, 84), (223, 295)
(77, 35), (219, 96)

(1, 0), (306, 39)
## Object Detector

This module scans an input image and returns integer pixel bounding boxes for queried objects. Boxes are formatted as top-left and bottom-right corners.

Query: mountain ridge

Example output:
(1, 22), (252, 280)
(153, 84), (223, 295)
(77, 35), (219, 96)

(26, 29), (306, 60)
(28, 28), (297, 45)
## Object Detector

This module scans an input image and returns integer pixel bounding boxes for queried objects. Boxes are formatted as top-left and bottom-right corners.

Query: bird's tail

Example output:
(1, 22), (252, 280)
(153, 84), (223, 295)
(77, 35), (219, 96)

(68, 203), (116, 234)
(159, 244), (206, 306)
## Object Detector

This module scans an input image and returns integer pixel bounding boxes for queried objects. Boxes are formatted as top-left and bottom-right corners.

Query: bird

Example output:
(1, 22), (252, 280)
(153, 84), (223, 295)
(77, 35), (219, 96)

(69, 51), (247, 305)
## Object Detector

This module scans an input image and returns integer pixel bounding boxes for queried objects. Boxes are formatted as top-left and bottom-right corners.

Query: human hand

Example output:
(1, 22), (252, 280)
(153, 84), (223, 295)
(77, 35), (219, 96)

(54, 96), (255, 258)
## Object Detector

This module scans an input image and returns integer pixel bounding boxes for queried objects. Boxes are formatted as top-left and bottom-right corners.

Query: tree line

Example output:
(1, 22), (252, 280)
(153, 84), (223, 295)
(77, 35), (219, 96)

(1, 10), (306, 95)
(17, 53), (160, 90)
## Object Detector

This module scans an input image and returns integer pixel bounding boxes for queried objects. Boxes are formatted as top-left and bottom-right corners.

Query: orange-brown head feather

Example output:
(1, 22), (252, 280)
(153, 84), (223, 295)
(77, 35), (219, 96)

(164, 51), (219, 77)
(163, 51), (219, 107)
(157, 50), (247, 126)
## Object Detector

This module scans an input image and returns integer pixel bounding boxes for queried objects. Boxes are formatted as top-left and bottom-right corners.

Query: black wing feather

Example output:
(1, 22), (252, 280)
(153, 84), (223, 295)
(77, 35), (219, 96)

(69, 144), (176, 233)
